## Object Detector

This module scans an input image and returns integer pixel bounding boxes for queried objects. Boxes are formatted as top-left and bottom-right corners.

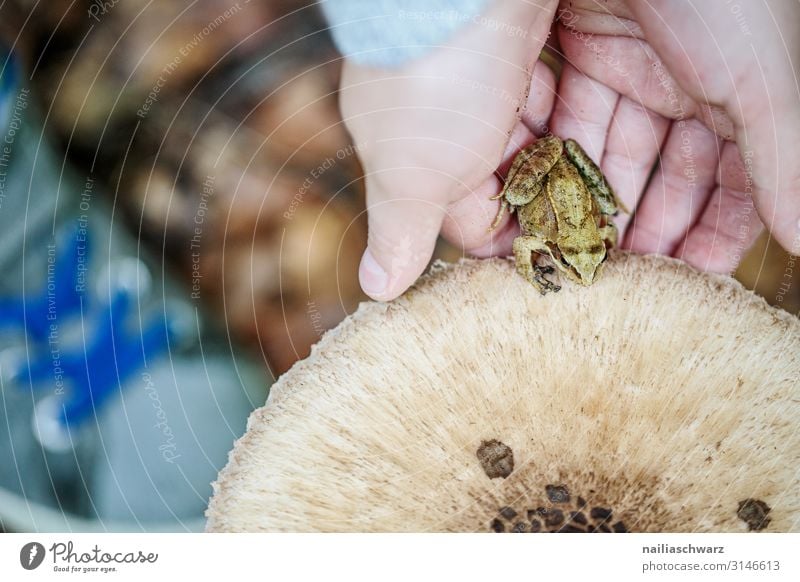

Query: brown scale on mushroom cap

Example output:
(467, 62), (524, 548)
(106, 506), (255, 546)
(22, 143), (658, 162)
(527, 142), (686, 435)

(206, 253), (800, 532)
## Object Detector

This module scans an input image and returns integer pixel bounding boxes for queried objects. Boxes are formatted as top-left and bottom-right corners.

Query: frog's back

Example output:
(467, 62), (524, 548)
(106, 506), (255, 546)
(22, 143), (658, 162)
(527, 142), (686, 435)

(518, 191), (558, 240)
(546, 158), (597, 235)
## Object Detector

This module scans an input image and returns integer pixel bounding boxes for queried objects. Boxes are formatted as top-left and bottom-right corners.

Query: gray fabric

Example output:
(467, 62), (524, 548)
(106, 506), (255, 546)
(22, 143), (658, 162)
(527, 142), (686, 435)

(0, 66), (62, 275)
(92, 353), (265, 525)
(320, 0), (487, 67)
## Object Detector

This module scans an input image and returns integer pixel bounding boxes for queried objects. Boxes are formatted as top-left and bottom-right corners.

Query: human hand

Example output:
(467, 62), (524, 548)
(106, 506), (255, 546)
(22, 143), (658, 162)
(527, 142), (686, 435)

(549, 0), (800, 273)
(338, 0), (559, 301)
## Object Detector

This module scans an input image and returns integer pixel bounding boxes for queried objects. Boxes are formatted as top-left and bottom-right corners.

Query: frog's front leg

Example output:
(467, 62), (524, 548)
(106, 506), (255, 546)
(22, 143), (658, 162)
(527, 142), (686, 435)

(512, 236), (561, 295)
(598, 224), (618, 248)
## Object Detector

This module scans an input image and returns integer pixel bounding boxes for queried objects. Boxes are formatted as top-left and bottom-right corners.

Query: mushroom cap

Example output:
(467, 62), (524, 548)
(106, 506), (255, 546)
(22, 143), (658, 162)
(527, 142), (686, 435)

(206, 253), (800, 532)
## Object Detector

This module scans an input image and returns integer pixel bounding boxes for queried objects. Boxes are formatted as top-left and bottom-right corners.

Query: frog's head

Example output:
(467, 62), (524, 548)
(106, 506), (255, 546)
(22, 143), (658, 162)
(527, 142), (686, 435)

(560, 243), (607, 285)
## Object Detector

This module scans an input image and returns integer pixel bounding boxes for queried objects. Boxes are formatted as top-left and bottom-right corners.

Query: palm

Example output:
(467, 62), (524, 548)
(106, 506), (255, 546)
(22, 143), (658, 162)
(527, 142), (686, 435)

(546, 0), (800, 272)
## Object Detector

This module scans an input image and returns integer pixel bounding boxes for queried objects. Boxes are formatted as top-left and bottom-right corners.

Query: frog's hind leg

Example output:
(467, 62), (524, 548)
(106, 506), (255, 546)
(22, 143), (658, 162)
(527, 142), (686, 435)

(512, 236), (561, 295)
(490, 137), (558, 206)
(564, 138), (628, 215)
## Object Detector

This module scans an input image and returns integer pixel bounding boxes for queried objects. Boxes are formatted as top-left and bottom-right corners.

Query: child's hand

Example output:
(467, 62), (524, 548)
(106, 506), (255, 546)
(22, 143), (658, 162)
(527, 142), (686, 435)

(551, 0), (800, 273)
(338, 1), (559, 301)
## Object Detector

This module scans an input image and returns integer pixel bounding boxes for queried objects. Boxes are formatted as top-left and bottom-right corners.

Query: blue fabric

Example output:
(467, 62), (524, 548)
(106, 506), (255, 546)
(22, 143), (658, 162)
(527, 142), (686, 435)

(321, 0), (487, 67)
(3, 227), (175, 430)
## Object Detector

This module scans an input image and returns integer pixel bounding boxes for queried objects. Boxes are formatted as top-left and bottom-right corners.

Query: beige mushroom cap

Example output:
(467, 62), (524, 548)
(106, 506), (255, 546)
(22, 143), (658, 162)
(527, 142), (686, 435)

(207, 253), (800, 532)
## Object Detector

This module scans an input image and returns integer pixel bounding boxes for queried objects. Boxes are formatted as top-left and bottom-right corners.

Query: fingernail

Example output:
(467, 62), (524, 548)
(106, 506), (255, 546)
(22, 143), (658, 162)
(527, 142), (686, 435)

(359, 248), (390, 299)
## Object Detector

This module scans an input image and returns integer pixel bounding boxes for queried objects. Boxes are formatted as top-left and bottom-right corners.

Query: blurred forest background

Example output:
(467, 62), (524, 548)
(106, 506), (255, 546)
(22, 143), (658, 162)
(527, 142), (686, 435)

(5, 0), (798, 377)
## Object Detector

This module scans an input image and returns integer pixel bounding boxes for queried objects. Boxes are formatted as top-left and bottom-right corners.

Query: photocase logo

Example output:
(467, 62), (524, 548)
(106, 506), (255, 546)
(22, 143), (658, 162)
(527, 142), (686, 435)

(19, 542), (46, 570)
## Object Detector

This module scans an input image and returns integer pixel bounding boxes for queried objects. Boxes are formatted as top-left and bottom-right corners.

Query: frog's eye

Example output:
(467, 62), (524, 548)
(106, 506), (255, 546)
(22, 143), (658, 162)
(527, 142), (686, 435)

(588, 244), (605, 255)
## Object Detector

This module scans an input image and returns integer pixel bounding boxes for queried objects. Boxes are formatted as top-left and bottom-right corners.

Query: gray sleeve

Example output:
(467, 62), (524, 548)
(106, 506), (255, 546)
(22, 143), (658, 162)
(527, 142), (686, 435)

(320, 0), (488, 68)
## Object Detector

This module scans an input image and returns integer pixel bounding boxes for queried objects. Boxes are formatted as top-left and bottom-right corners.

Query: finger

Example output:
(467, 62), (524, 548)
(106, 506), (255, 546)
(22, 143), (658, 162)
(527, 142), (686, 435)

(453, 58), (556, 252)
(600, 96), (670, 236)
(441, 168), (522, 259)
(441, 176), (505, 253)
(496, 116), (538, 176)
(441, 121), (534, 249)
(467, 217), (520, 258)
(557, 24), (695, 121)
(359, 170), (448, 302)
(555, 0), (644, 38)
(548, 63), (619, 162)
(734, 74), (800, 257)
(624, 118), (721, 255)
(677, 142), (764, 274)
(521, 58), (557, 137)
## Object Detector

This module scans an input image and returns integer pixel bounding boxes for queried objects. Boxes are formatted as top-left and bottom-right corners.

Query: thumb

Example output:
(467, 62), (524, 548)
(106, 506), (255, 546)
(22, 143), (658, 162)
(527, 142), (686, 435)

(342, 0), (559, 301)
(359, 172), (448, 301)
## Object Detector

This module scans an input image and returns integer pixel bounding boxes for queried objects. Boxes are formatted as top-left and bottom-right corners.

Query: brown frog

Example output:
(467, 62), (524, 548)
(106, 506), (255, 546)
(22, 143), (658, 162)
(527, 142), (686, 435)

(489, 135), (625, 294)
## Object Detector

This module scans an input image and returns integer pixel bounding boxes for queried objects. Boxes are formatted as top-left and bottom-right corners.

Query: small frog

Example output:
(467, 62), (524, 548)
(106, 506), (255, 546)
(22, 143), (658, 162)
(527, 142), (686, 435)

(489, 135), (625, 294)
